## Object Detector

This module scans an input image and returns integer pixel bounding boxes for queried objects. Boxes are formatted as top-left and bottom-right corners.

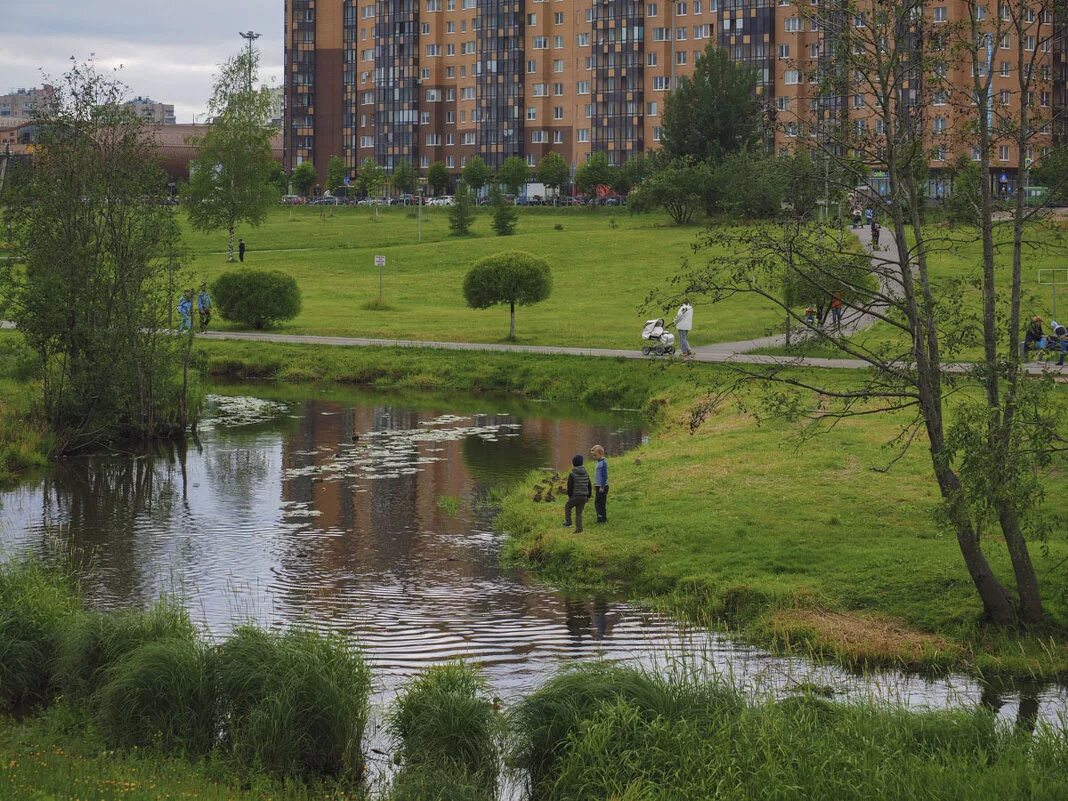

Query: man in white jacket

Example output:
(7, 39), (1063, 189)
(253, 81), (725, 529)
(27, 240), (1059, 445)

(673, 301), (694, 357)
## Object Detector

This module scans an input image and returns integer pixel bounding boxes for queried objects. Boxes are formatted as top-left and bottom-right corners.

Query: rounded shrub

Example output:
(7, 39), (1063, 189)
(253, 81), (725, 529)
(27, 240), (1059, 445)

(211, 269), (302, 330)
(215, 626), (371, 781)
(55, 599), (197, 703)
(0, 562), (80, 715)
(389, 763), (493, 801)
(390, 661), (499, 787)
(95, 639), (218, 754)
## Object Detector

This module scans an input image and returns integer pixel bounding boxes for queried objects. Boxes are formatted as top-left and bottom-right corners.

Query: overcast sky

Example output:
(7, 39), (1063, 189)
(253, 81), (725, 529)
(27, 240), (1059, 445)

(2, 0), (284, 123)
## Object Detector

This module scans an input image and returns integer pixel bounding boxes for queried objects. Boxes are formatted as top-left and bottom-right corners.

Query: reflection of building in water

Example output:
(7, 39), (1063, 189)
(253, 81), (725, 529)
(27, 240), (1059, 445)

(272, 400), (640, 630)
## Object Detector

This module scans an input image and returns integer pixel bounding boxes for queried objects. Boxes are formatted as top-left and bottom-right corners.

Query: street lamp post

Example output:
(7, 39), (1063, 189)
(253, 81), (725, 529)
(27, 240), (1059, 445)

(239, 31), (261, 91)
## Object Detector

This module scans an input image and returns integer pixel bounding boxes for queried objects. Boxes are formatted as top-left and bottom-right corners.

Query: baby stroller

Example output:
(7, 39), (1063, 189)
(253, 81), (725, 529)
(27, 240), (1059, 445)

(641, 319), (676, 356)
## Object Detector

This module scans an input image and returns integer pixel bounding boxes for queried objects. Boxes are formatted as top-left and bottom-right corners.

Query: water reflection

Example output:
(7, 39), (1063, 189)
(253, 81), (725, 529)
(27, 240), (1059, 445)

(0, 387), (1065, 727)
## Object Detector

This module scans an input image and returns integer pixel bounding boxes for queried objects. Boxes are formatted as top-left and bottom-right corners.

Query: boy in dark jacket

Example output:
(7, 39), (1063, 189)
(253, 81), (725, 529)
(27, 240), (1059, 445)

(564, 454), (593, 533)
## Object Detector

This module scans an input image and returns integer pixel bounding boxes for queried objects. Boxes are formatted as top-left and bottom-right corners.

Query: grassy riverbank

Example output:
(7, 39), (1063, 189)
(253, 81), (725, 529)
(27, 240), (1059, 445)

(178, 206), (781, 348)
(2, 563), (1067, 801)
(0, 334), (49, 484)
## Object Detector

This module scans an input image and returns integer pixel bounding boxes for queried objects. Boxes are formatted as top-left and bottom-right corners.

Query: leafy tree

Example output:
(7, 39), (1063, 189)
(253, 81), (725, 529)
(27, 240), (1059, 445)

(427, 161), (450, 196)
(535, 152), (570, 200)
(355, 158), (385, 199)
(462, 155), (491, 194)
(614, 153), (652, 196)
(325, 155), (348, 194)
(463, 251), (552, 340)
(711, 149), (785, 218)
(1030, 145), (1068, 205)
(2, 61), (193, 449)
(498, 155), (530, 196)
(945, 157), (982, 226)
(626, 158), (712, 224)
(211, 269), (302, 329)
(392, 158), (416, 194)
(661, 44), (762, 163)
(181, 46), (277, 262)
(268, 161), (289, 194)
(291, 161), (317, 197)
(574, 152), (619, 196)
(448, 182), (477, 236)
(490, 186), (518, 236)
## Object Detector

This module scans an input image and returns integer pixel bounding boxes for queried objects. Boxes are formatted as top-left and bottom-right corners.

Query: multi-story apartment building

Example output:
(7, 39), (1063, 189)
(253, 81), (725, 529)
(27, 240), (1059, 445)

(125, 96), (178, 125)
(0, 86), (54, 119)
(284, 0), (1064, 193)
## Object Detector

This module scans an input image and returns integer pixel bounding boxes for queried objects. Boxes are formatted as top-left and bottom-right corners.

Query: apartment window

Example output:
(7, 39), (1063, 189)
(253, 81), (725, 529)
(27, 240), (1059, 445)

(586, 57), (593, 70)
(784, 69), (802, 85)
(578, 33), (590, 46)
(972, 147), (981, 161)
(776, 96), (789, 111)
(421, 22), (431, 34)
(445, 88), (456, 101)
(426, 134), (441, 146)
(446, 43), (456, 55)
(447, 21), (455, 33)
(426, 88), (441, 101)
(445, 111), (455, 123)
(585, 103), (593, 117)
(362, 5), (374, 18)
(646, 101), (658, 116)
(527, 13), (537, 25)
(676, 51), (687, 65)
(652, 126), (662, 141)
(647, 52), (658, 66)
(461, 41), (476, 54)
(695, 24), (711, 39)
(445, 156), (455, 168)
(461, 86), (476, 100)
(528, 59), (538, 73)
(578, 80), (590, 94)
(421, 156), (430, 168)
(553, 35), (564, 48)
(1042, 91), (1051, 107)
(578, 128), (590, 142)
(785, 17), (802, 32)
(1000, 61), (1011, 77)
(426, 44), (440, 56)
(999, 89), (1010, 105)
(676, 1), (687, 15)
(462, 132), (475, 145)
(778, 44), (790, 59)
(653, 75), (670, 90)
(554, 11), (564, 24)
(527, 154), (537, 167)
(936, 146), (947, 162)
(694, 0), (701, 12)
(533, 83), (549, 96)
(462, 0), (476, 8)
(446, 66), (456, 78)
(361, 91), (374, 104)
(999, 145), (1009, 161)
(647, 3), (658, 15)
(933, 91), (947, 106)
(420, 111), (431, 125)
(1000, 33), (1010, 49)
(533, 36), (548, 49)
(527, 106), (537, 120)
(1025, 35), (1036, 51)
(553, 59), (565, 72)
(361, 48), (373, 62)
(359, 136), (373, 148)
(653, 27), (670, 41)
(553, 82), (564, 95)
(675, 27), (687, 40)
(809, 43), (820, 58)
(426, 0), (441, 9)
(933, 116), (946, 133)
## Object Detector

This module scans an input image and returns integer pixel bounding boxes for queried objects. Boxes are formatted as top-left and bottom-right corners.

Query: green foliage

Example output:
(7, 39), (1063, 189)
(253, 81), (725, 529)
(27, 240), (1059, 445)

(55, 601), (197, 703)
(211, 269), (301, 330)
(614, 153), (652, 196)
(462, 155), (491, 192)
(498, 155), (531, 195)
(392, 158), (416, 194)
(536, 151), (571, 197)
(427, 160), (450, 195)
(490, 186), (519, 236)
(946, 158), (983, 225)
(627, 158), (712, 224)
(389, 764), (493, 801)
(661, 44), (763, 162)
(463, 251), (552, 339)
(782, 234), (878, 316)
(181, 46), (277, 259)
(1031, 145), (1068, 205)
(95, 640), (218, 755)
(390, 662), (499, 792)
(3, 61), (195, 449)
(574, 152), (619, 196)
(214, 626), (371, 781)
(355, 158), (385, 199)
(268, 161), (289, 194)
(712, 148), (787, 218)
(291, 161), (318, 197)
(0, 563), (79, 715)
(325, 155), (348, 194)
(449, 182), (477, 236)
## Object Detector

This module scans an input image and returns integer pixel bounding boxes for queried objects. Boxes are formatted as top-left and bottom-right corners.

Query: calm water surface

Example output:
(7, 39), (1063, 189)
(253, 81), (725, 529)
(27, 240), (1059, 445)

(1, 385), (1065, 731)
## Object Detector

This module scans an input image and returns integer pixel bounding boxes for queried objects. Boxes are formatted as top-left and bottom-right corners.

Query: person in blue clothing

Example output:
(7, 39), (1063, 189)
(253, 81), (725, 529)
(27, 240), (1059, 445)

(177, 289), (194, 332)
(196, 283), (213, 332)
(591, 444), (609, 523)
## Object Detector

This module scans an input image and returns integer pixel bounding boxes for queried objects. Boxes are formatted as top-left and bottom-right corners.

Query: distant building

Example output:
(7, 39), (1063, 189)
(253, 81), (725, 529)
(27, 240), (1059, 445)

(126, 96), (177, 125)
(267, 86), (285, 129)
(0, 86), (54, 119)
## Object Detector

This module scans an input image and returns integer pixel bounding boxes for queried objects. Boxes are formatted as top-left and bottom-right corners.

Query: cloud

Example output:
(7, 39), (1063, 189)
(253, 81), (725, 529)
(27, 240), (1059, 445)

(1, 1), (282, 123)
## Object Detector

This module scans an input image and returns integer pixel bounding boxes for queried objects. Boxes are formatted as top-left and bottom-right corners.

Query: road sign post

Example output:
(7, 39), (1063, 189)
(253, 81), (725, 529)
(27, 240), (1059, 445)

(1038, 269), (1068, 320)
(375, 254), (386, 304)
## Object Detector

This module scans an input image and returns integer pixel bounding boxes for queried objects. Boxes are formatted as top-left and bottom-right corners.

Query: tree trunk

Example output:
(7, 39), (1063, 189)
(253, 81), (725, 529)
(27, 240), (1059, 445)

(998, 503), (1044, 624)
(228, 225), (235, 262)
(509, 301), (516, 340)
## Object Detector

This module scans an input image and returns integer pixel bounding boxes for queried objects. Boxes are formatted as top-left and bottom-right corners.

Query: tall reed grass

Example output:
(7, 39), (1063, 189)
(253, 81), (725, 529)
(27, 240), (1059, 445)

(389, 661), (500, 798)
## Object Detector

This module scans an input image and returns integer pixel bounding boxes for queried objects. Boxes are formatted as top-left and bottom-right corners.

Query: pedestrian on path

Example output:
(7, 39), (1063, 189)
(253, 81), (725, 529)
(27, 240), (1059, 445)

(563, 454), (593, 533)
(196, 283), (213, 333)
(238, 239), (247, 262)
(1024, 316), (1045, 357)
(852, 207), (862, 228)
(673, 300), (694, 357)
(177, 290), (194, 333)
(871, 220), (881, 249)
(1051, 320), (1068, 366)
(830, 291), (844, 329)
(591, 445), (609, 523)
(864, 207), (873, 226)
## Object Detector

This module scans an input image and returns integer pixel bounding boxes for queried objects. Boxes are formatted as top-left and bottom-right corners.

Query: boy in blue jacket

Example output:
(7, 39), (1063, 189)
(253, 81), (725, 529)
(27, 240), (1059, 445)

(591, 444), (608, 523)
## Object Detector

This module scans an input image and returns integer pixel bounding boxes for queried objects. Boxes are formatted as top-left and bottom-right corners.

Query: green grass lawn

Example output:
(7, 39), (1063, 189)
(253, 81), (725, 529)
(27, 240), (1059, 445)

(180, 206), (782, 348)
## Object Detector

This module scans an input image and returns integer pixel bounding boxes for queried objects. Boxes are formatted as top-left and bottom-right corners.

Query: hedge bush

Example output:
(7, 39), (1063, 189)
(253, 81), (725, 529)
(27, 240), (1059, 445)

(211, 269), (302, 330)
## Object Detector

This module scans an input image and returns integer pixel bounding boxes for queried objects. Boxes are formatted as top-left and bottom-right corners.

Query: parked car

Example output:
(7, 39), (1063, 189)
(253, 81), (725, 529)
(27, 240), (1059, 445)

(312, 196), (341, 205)
(281, 195), (305, 205)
